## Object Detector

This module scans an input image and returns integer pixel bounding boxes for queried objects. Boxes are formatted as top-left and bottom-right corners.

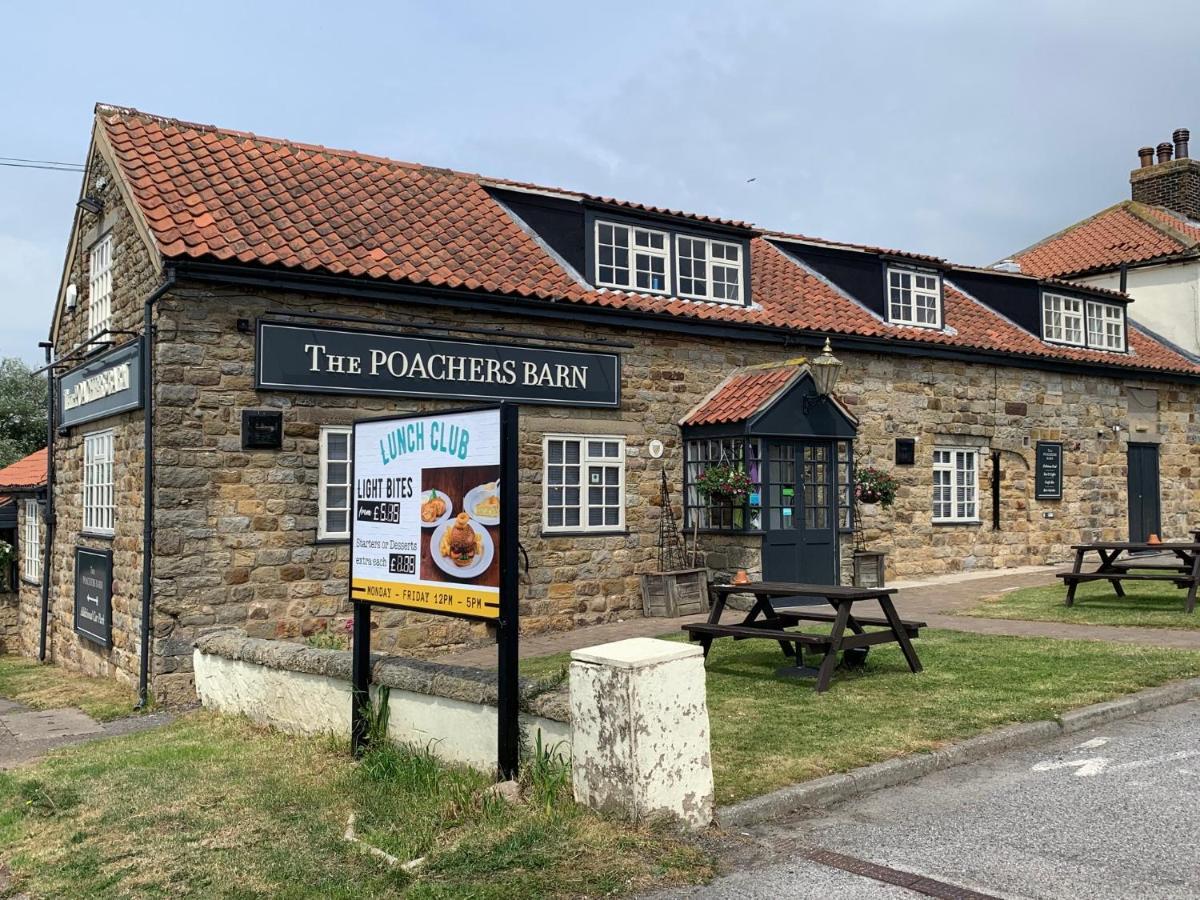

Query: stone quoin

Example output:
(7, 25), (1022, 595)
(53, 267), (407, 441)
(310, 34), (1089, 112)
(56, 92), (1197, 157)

(13, 104), (1200, 704)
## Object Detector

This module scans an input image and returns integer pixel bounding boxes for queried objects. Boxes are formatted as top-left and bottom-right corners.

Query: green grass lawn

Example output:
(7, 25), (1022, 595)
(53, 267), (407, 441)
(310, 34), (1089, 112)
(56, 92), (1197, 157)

(0, 712), (713, 899)
(963, 579), (1200, 630)
(0, 655), (139, 722)
(522, 630), (1200, 805)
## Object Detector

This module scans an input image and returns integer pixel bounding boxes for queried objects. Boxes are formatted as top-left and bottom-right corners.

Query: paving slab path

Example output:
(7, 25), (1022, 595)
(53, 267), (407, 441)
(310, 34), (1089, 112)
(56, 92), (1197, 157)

(433, 564), (1200, 668)
(0, 700), (172, 769)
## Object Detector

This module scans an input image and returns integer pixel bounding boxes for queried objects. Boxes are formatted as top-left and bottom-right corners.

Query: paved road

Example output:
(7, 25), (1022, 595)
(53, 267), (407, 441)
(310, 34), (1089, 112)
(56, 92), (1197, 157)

(659, 699), (1200, 899)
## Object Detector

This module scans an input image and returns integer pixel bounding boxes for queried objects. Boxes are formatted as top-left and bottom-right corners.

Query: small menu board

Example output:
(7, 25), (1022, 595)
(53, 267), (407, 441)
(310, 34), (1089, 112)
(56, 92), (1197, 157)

(1035, 441), (1063, 500)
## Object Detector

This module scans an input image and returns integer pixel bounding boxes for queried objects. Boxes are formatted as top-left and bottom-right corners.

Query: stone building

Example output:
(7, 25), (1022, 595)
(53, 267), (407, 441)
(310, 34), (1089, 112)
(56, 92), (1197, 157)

(0, 449), (47, 654)
(27, 105), (1200, 702)
(1002, 127), (1200, 358)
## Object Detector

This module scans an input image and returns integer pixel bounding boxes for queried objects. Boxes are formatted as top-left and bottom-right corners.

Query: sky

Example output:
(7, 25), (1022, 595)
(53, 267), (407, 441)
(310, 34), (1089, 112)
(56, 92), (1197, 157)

(2, 0), (1199, 365)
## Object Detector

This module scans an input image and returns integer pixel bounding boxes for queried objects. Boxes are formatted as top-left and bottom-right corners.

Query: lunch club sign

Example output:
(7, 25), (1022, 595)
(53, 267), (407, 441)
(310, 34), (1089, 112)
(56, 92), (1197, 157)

(348, 405), (522, 775)
(256, 321), (621, 407)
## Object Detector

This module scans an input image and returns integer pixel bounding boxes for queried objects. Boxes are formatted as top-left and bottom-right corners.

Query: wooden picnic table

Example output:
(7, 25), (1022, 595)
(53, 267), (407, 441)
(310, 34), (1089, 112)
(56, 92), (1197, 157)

(1059, 541), (1200, 613)
(682, 581), (924, 692)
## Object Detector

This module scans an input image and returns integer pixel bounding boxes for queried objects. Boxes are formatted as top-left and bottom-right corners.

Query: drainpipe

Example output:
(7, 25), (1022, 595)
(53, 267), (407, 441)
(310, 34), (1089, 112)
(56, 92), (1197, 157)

(36, 342), (56, 662)
(136, 269), (176, 709)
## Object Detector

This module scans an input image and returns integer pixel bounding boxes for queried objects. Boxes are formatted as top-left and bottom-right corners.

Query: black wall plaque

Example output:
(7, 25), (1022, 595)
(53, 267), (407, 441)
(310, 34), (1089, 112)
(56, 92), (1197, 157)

(242, 410), (284, 450)
(255, 321), (621, 408)
(1035, 441), (1064, 500)
(895, 438), (915, 465)
(74, 547), (113, 648)
(58, 339), (144, 429)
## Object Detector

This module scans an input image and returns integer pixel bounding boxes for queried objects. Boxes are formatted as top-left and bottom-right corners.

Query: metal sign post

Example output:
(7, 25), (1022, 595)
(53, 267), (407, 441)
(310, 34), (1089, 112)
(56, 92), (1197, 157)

(347, 404), (520, 780)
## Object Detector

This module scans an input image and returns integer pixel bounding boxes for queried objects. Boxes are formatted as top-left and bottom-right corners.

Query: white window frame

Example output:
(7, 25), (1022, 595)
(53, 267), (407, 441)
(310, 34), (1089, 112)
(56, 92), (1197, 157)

(1042, 292), (1085, 346)
(88, 232), (114, 342)
(83, 429), (115, 536)
(887, 268), (942, 329)
(932, 447), (980, 524)
(22, 499), (41, 585)
(1086, 300), (1126, 352)
(676, 235), (743, 304)
(542, 435), (626, 533)
(319, 426), (353, 540)
(594, 220), (671, 295)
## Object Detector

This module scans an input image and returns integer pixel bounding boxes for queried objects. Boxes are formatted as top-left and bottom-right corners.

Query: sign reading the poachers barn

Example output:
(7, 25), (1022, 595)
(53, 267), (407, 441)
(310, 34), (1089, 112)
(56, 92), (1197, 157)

(58, 340), (144, 428)
(256, 321), (621, 408)
(74, 547), (113, 648)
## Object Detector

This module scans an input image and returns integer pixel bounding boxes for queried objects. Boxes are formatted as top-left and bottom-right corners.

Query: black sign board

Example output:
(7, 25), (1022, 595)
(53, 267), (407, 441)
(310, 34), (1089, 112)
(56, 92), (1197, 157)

(895, 438), (915, 466)
(241, 410), (284, 449)
(1035, 441), (1064, 500)
(74, 547), (113, 648)
(58, 339), (144, 428)
(256, 321), (621, 408)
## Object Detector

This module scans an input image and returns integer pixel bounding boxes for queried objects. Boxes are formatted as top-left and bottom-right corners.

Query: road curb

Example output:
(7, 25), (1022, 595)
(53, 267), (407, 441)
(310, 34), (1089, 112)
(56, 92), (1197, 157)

(717, 676), (1200, 828)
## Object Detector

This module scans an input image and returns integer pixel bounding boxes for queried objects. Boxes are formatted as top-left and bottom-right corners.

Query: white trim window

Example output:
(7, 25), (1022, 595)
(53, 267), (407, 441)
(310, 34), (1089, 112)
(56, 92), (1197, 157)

(932, 448), (979, 523)
(1086, 301), (1126, 351)
(677, 236), (742, 303)
(319, 426), (352, 540)
(22, 500), (41, 584)
(88, 232), (114, 341)
(887, 268), (942, 328)
(595, 221), (670, 294)
(83, 430), (115, 535)
(1042, 293), (1084, 346)
(543, 435), (625, 532)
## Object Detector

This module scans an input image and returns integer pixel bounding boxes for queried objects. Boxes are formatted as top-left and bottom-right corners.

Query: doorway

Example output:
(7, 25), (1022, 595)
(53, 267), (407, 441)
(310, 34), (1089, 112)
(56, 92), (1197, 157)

(762, 439), (838, 584)
(1127, 443), (1161, 543)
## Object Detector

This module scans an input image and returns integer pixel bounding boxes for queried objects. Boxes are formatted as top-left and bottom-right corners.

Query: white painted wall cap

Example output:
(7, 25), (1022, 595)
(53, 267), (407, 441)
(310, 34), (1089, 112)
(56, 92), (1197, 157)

(571, 637), (702, 668)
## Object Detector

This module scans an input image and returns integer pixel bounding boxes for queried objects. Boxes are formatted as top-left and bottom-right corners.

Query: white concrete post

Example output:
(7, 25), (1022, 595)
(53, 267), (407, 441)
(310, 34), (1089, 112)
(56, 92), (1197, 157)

(569, 637), (714, 830)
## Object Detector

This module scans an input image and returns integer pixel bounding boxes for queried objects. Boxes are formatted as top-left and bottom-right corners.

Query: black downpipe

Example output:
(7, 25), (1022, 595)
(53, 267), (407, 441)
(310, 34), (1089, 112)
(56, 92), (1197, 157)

(991, 451), (1002, 531)
(1119, 263), (1128, 294)
(37, 342), (56, 662)
(136, 270), (175, 708)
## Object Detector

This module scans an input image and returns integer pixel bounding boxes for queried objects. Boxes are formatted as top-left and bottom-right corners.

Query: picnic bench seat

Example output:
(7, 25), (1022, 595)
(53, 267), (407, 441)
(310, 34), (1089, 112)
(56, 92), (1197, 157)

(1058, 541), (1200, 612)
(682, 581), (924, 692)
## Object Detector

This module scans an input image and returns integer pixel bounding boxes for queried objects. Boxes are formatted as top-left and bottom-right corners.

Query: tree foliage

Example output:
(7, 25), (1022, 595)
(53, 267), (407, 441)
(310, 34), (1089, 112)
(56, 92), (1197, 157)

(0, 358), (48, 467)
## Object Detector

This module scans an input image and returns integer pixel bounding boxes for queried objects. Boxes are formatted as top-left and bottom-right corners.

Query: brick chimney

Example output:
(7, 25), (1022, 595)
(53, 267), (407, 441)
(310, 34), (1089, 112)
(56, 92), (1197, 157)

(1131, 128), (1200, 220)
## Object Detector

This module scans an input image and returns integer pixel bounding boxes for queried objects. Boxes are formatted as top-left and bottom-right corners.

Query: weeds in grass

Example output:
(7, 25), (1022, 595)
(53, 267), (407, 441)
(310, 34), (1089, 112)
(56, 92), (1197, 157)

(14, 779), (80, 817)
(521, 730), (570, 813)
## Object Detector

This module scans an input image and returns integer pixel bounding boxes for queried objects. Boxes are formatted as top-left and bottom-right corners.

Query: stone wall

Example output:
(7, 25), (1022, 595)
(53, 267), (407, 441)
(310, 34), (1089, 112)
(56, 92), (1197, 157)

(32, 146), (160, 687)
(138, 279), (1200, 703)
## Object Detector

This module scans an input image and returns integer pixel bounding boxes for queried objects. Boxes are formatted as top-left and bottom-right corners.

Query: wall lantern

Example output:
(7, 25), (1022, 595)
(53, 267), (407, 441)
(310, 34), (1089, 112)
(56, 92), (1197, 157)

(804, 338), (844, 411)
(76, 196), (104, 216)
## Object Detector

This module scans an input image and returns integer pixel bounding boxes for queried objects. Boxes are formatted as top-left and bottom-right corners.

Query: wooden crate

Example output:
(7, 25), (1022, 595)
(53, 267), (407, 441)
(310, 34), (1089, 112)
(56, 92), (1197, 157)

(641, 568), (710, 617)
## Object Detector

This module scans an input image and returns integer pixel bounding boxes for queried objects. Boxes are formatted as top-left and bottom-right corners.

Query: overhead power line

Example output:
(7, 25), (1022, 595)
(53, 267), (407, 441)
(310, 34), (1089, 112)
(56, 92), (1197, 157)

(0, 156), (86, 172)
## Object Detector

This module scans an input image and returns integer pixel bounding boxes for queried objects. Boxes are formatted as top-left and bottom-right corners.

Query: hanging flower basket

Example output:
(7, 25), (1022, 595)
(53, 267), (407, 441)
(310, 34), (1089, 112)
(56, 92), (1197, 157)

(695, 464), (752, 504)
(854, 466), (899, 508)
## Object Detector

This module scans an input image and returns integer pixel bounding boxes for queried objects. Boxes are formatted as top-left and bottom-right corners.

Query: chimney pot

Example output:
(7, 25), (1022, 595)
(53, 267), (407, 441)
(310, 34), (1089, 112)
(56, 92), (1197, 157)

(1173, 128), (1190, 160)
(1138, 146), (1155, 168)
(1157, 142), (1174, 164)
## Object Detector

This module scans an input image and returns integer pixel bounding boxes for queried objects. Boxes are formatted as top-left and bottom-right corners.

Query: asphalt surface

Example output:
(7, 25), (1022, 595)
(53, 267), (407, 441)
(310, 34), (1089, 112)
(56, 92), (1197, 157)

(656, 699), (1200, 899)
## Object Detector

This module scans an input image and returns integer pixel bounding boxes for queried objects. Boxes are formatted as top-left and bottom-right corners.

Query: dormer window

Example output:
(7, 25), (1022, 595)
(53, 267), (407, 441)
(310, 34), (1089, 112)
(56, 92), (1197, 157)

(887, 268), (941, 328)
(595, 221), (669, 293)
(1042, 292), (1125, 351)
(1042, 292), (1084, 345)
(678, 236), (742, 303)
(1086, 300), (1126, 351)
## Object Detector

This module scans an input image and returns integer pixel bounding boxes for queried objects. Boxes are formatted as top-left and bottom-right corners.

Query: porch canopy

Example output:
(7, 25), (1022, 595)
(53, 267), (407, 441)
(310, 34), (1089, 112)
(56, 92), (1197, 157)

(679, 359), (857, 439)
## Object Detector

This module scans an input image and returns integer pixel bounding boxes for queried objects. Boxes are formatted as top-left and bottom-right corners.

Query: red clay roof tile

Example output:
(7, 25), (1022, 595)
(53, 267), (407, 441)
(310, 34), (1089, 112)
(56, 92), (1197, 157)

(1011, 201), (1200, 278)
(683, 367), (799, 426)
(95, 106), (1200, 378)
(0, 448), (48, 491)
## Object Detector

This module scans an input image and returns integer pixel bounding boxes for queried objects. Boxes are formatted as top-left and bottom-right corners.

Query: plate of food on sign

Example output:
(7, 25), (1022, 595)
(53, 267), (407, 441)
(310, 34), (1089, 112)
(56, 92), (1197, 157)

(420, 489), (453, 528)
(462, 481), (500, 526)
(431, 513), (495, 579)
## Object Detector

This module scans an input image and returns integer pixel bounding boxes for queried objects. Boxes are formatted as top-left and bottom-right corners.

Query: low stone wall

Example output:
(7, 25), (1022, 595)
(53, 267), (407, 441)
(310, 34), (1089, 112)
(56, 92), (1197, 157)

(0, 592), (19, 653)
(193, 629), (570, 770)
